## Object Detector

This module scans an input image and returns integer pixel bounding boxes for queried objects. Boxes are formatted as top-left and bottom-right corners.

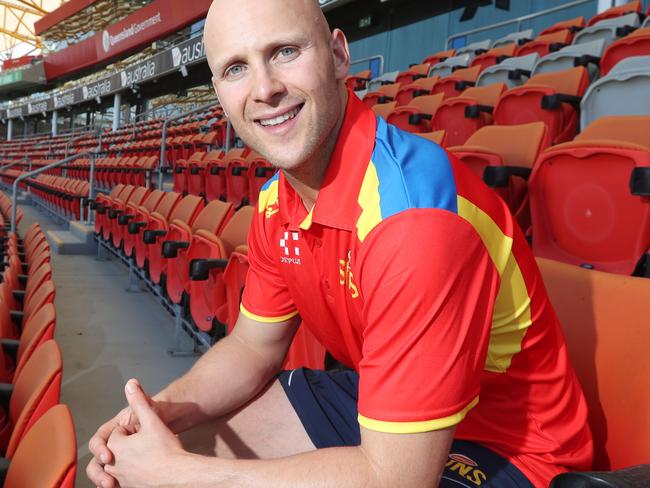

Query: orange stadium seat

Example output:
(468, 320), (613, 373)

(515, 29), (574, 58)
(143, 195), (205, 284)
(394, 75), (440, 106)
(370, 100), (397, 120)
(247, 153), (275, 206)
(224, 148), (254, 207)
(164, 200), (234, 306)
(422, 48), (455, 66)
(345, 69), (372, 91)
(385, 94), (445, 133)
(529, 115), (650, 275)
(174, 151), (207, 195)
(587, 0), (642, 27)
(394, 63), (431, 85)
(188, 206), (255, 333)
(493, 66), (590, 147)
(106, 186), (150, 246)
(540, 16), (586, 36)
(117, 189), (165, 256)
(448, 122), (547, 234)
(430, 82), (507, 147)
(430, 65), (482, 99)
(362, 82), (401, 107)
(2, 404), (76, 488)
(470, 43), (517, 71)
(600, 27), (650, 75)
(538, 258), (650, 475)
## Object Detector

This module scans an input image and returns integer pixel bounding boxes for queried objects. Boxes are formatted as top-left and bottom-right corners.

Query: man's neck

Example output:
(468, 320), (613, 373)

(283, 87), (348, 210)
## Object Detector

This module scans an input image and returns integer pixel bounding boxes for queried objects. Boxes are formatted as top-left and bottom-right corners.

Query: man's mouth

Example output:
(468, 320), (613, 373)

(256, 104), (304, 127)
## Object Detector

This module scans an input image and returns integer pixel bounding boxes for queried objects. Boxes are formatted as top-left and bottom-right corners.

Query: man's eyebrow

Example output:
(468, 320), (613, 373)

(213, 35), (313, 74)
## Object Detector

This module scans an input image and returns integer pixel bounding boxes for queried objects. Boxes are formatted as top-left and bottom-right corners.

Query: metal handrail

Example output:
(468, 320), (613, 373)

(350, 55), (385, 78)
(157, 101), (218, 190)
(11, 151), (96, 233)
(446, 0), (597, 48)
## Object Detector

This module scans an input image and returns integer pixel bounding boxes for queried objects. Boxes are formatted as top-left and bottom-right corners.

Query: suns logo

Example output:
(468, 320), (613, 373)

(339, 250), (359, 299)
(445, 453), (487, 486)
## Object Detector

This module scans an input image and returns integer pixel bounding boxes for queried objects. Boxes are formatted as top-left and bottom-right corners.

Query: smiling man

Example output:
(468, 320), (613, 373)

(87, 0), (594, 487)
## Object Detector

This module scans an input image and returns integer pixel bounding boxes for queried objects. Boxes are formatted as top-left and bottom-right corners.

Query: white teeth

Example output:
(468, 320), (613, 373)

(259, 107), (300, 127)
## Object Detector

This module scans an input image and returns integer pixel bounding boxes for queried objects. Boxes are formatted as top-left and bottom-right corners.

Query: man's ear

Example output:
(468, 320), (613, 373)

(211, 77), (228, 118)
(331, 28), (351, 81)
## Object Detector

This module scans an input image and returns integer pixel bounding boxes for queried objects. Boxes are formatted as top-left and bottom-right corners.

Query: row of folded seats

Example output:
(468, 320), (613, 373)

(0, 197), (77, 487)
(173, 147), (275, 207)
(93, 184), (324, 369)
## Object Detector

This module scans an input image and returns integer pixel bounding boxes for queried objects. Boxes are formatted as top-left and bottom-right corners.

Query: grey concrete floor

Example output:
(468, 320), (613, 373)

(15, 200), (197, 488)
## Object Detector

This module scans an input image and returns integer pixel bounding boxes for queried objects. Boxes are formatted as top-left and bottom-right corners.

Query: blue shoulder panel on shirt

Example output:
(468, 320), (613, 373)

(371, 117), (458, 220)
(261, 171), (280, 191)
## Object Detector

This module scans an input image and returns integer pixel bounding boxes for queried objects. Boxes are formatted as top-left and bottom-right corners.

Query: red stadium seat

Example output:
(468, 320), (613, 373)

(118, 189), (165, 256)
(164, 200), (234, 305)
(386, 94), (445, 133)
(224, 148), (253, 207)
(370, 101), (397, 120)
(600, 27), (650, 75)
(394, 76), (440, 106)
(345, 69), (372, 91)
(430, 65), (482, 99)
(448, 122), (547, 234)
(144, 195), (205, 284)
(362, 82), (401, 108)
(394, 63), (431, 86)
(248, 153), (275, 206)
(107, 186), (150, 247)
(540, 16), (585, 36)
(187, 150), (221, 198)
(515, 30), (574, 58)
(174, 152), (206, 195)
(470, 43), (517, 71)
(188, 206), (255, 333)
(422, 48), (455, 66)
(493, 66), (590, 147)
(431, 82), (507, 147)
(529, 115), (650, 275)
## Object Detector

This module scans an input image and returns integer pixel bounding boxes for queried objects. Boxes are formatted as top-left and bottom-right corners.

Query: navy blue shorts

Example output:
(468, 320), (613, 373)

(279, 368), (534, 488)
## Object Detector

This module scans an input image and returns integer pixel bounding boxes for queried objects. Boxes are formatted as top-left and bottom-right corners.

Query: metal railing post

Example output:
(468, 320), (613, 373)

(349, 55), (385, 77)
(88, 152), (96, 224)
(224, 121), (232, 153)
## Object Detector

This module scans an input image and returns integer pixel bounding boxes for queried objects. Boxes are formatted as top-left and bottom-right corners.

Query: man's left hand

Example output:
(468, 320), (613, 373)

(104, 379), (191, 488)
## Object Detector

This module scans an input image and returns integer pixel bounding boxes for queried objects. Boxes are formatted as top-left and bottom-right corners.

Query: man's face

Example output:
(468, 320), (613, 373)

(205, 0), (350, 171)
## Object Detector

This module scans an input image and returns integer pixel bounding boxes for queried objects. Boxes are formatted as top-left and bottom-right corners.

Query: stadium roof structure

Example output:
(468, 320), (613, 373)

(0, 0), (67, 59)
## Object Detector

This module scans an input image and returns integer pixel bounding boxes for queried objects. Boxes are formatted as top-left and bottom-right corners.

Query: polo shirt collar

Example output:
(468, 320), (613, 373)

(279, 90), (377, 232)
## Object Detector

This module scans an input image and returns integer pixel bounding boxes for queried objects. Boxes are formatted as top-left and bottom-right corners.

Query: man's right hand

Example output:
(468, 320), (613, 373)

(87, 405), (140, 488)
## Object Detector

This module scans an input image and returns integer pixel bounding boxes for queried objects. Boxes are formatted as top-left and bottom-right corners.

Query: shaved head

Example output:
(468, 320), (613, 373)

(203, 0), (351, 182)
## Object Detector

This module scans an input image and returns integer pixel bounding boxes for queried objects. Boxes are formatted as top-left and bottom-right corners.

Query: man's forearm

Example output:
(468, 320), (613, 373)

(164, 446), (392, 488)
(153, 333), (283, 434)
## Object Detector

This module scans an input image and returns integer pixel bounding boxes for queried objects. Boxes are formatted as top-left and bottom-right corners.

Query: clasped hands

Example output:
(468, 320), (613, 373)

(87, 379), (190, 488)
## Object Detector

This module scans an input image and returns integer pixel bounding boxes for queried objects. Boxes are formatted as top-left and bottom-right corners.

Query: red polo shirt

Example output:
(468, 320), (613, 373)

(241, 92), (593, 487)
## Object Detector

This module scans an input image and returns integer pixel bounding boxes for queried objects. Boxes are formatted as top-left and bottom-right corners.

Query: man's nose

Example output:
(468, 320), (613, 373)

(251, 65), (286, 104)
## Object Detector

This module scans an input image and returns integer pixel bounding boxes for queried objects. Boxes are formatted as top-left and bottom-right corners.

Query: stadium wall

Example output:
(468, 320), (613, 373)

(347, 0), (600, 73)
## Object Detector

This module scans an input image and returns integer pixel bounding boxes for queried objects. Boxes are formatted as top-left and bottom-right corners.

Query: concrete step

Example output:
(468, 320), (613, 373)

(47, 222), (96, 255)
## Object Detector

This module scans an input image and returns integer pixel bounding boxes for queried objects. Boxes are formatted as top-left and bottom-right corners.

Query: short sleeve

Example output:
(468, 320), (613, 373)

(356, 209), (499, 433)
(240, 213), (298, 323)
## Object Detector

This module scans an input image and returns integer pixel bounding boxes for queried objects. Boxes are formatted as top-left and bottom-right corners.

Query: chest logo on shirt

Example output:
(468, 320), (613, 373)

(280, 231), (301, 265)
(339, 250), (359, 299)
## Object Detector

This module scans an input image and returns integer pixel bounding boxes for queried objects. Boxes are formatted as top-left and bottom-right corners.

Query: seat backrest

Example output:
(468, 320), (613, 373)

(108, 184), (125, 199)
(141, 189), (166, 212)
(428, 53), (471, 77)
(371, 101), (397, 120)
(525, 65), (588, 95)
(190, 200), (234, 234)
(4, 405), (76, 488)
(219, 206), (255, 256)
(491, 29), (534, 49)
(576, 114), (650, 149)
(540, 16), (585, 35)
(456, 39), (491, 57)
(124, 186), (149, 207)
(459, 122), (547, 168)
(151, 191), (182, 219)
(457, 82), (507, 106)
(168, 195), (205, 225)
(409, 93), (445, 114)
(476, 53), (539, 88)
(223, 148), (249, 165)
(537, 257), (650, 470)
(423, 48), (455, 65)
(417, 130), (446, 146)
(575, 12), (641, 45)
(580, 55), (650, 129)
(533, 39), (606, 77)
(8, 340), (62, 457)
(587, 0), (641, 26)
(15, 303), (56, 380)
(23, 280), (55, 322)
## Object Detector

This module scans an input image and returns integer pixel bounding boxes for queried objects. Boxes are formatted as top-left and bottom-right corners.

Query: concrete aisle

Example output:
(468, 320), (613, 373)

(16, 201), (197, 488)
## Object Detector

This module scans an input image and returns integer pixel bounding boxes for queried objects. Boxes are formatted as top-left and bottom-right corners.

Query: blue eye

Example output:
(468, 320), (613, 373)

(276, 47), (299, 62)
(279, 48), (295, 57)
(226, 64), (245, 78)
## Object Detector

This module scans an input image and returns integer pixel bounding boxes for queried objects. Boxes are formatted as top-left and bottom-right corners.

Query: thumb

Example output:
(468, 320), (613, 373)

(124, 379), (163, 429)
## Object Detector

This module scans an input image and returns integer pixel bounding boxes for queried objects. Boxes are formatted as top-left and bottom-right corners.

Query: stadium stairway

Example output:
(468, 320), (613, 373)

(13, 199), (196, 488)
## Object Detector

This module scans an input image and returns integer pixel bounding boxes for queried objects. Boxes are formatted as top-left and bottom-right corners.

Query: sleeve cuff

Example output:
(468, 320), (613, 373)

(240, 303), (299, 323)
(358, 396), (479, 434)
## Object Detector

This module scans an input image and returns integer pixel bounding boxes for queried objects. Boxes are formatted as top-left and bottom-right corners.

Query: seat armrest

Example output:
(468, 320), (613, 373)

(507, 69), (531, 81)
(162, 240), (190, 258)
(18, 274), (28, 287)
(630, 167), (650, 197)
(408, 113), (433, 125)
(541, 93), (581, 110)
(573, 54), (600, 68)
(128, 221), (147, 235)
(231, 166), (249, 176)
(454, 80), (476, 91)
(254, 167), (276, 178)
(464, 104), (494, 118)
(118, 214), (135, 226)
(210, 166), (224, 175)
(12, 289), (25, 303)
(0, 383), (13, 413)
(483, 166), (532, 187)
(143, 229), (167, 245)
(0, 339), (19, 363)
(189, 258), (229, 281)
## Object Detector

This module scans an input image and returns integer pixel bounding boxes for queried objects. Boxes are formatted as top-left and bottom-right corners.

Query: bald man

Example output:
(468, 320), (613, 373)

(87, 1), (593, 486)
